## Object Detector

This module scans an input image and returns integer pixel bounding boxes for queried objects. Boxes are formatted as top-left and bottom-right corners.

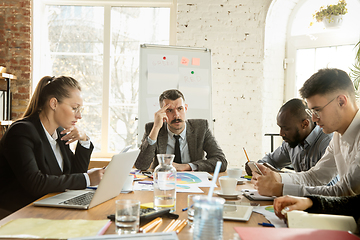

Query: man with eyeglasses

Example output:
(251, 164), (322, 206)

(252, 68), (360, 197)
(245, 98), (333, 178)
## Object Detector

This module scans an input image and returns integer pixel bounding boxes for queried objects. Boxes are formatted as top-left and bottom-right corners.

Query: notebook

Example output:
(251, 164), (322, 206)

(33, 149), (140, 209)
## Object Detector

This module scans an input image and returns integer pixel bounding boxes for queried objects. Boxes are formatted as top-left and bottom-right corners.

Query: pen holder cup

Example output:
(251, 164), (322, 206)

(193, 196), (225, 240)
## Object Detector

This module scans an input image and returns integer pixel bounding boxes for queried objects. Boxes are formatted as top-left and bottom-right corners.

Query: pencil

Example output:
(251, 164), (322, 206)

(176, 220), (188, 234)
(243, 147), (250, 162)
(151, 218), (163, 233)
(166, 219), (181, 232)
(142, 218), (162, 233)
(162, 219), (176, 232)
(173, 219), (186, 231)
(140, 217), (161, 232)
(97, 220), (111, 235)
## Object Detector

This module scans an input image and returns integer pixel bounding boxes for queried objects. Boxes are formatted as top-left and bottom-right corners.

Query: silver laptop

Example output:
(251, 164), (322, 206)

(33, 149), (140, 209)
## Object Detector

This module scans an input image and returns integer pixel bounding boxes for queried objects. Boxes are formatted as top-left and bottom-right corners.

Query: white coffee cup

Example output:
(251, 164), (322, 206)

(219, 177), (237, 194)
(227, 168), (242, 179)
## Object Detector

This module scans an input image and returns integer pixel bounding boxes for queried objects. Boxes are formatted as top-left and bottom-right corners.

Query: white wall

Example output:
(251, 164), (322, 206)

(176, 0), (301, 168)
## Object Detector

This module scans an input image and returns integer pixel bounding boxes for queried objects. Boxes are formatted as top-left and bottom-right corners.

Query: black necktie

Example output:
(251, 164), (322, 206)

(174, 135), (181, 163)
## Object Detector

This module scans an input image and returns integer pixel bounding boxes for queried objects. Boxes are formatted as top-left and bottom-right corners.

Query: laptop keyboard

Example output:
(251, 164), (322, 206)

(59, 191), (95, 206)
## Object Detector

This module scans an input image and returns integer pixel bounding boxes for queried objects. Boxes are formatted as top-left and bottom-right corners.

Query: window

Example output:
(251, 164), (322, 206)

(285, 0), (360, 100)
(33, 1), (175, 157)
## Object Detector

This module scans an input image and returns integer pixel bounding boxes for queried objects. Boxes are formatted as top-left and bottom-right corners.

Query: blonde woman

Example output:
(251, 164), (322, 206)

(0, 76), (104, 215)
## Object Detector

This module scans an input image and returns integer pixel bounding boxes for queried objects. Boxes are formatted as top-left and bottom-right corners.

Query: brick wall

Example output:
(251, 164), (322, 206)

(0, 0), (31, 128)
(177, 0), (300, 167)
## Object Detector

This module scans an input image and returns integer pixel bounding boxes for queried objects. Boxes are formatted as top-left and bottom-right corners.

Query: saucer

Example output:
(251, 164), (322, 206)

(214, 190), (241, 199)
(237, 179), (246, 185)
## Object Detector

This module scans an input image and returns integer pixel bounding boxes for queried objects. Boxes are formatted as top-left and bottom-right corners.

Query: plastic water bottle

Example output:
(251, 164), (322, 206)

(193, 196), (225, 240)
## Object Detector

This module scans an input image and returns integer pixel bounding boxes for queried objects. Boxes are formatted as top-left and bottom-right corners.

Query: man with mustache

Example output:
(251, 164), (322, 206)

(135, 89), (227, 172)
(245, 98), (333, 176)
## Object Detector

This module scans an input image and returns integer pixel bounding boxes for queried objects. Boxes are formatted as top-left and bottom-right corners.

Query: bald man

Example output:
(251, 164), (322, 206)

(257, 98), (332, 172)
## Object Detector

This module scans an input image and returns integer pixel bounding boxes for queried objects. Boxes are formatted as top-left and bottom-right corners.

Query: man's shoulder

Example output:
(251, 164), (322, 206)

(187, 119), (208, 127)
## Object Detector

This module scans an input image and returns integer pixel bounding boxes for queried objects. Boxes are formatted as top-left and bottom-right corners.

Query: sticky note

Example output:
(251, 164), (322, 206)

(140, 202), (154, 209)
(192, 58), (200, 66)
(181, 57), (189, 66)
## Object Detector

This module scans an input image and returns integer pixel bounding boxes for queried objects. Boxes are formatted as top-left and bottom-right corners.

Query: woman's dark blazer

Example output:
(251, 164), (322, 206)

(0, 114), (93, 212)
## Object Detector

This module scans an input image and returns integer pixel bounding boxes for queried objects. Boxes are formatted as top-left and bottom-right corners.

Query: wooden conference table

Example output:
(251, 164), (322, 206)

(0, 174), (273, 239)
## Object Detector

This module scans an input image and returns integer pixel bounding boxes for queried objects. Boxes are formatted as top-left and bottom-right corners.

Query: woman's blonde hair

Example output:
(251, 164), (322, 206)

(23, 76), (81, 118)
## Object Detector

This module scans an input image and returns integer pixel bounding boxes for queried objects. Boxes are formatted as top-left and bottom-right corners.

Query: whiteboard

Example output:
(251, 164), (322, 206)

(138, 44), (213, 145)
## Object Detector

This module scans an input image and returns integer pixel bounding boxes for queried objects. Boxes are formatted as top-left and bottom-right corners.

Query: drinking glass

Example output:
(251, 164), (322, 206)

(115, 199), (140, 234)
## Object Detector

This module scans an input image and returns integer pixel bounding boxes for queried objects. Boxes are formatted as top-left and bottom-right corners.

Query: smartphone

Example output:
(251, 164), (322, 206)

(247, 162), (263, 175)
(263, 162), (283, 173)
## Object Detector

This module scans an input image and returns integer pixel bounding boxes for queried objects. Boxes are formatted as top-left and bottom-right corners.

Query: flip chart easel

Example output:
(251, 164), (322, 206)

(138, 44), (213, 146)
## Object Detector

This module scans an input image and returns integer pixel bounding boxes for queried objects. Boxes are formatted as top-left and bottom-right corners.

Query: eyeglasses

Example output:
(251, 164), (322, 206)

(305, 96), (337, 119)
(60, 102), (84, 114)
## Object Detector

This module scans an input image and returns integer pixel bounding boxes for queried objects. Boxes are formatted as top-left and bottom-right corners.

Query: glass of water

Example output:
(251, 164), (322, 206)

(193, 196), (225, 240)
(115, 199), (140, 235)
(187, 194), (197, 226)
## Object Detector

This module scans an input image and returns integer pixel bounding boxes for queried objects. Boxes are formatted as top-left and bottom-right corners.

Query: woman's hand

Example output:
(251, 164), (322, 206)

(273, 195), (314, 220)
(87, 168), (105, 186)
(61, 126), (88, 144)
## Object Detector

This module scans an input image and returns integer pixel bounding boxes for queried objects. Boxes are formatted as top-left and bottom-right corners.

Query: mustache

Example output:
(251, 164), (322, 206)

(171, 119), (183, 124)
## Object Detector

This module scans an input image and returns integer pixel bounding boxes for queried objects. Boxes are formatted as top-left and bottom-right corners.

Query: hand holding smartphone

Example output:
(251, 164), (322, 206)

(247, 162), (264, 175)
(263, 162), (284, 173)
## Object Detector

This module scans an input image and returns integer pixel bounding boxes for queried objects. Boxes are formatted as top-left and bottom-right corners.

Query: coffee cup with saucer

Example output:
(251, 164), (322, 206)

(215, 177), (240, 199)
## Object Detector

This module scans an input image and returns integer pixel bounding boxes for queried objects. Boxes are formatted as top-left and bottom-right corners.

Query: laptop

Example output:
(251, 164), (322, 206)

(33, 149), (140, 209)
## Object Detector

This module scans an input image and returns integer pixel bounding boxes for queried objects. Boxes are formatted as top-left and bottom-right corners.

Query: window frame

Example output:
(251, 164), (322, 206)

(285, 0), (360, 101)
(32, 0), (176, 157)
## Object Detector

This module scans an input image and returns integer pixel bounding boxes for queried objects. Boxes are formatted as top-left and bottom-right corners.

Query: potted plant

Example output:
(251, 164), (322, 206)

(311, 0), (348, 28)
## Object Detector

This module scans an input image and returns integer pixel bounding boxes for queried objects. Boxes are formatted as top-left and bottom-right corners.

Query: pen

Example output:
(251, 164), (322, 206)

(138, 181), (153, 185)
(182, 204), (193, 211)
(243, 147), (250, 162)
(86, 186), (97, 190)
(258, 222), (275, 227)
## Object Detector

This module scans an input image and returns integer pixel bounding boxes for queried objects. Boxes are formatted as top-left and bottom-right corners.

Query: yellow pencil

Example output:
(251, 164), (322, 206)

(140, 217), (161, 232)
(162, 219), (176, 232)
(176, 220), (188, 234)
(143, 218), (162, 233)
(174, 219), (186, 232)
(166, 219), (181, 232)
(243, 147), (250, 162)
(151, 218), (163, 233)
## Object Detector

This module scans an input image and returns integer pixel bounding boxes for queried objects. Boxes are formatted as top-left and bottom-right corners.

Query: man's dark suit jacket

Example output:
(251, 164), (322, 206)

(0, 115), (93, 213)
(135, 119), (227, 172)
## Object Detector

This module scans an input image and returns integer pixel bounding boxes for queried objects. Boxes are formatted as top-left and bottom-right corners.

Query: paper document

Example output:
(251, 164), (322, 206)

(0, 218), (109, 239)
(253, 205), (287, 228)
(234, 227), (360, 240)
(69, 232), (179, 240)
